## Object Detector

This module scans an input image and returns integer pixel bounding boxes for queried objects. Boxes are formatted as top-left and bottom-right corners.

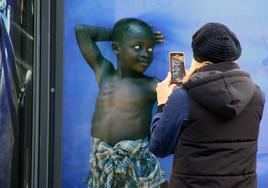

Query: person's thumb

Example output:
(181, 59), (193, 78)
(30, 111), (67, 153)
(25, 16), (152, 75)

(170, 84), (177, 90)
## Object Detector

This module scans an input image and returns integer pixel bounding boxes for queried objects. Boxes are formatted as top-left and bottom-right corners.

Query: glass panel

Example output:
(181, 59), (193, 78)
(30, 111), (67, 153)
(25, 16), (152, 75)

(0, 0), (34, 187)
(63, 0), (268, 187)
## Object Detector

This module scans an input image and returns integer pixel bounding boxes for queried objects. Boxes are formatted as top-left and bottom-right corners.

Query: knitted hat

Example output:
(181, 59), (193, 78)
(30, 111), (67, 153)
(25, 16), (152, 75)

(192, 23), (242, 63)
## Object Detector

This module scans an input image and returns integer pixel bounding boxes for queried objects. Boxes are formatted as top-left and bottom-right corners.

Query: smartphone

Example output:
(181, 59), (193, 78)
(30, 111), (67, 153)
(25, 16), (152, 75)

(169, 51), (186, 84)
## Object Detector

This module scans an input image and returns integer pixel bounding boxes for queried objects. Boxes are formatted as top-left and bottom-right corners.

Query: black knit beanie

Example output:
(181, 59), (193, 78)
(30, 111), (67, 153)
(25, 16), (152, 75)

(192, 22), (242, 63)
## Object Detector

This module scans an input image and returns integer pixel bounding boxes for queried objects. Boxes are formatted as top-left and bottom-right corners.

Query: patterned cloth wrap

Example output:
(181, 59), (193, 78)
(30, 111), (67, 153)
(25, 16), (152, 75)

(86, 137), (166, 188)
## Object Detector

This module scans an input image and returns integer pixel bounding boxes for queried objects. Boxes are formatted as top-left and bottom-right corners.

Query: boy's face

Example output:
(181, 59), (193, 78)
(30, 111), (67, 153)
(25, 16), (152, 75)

(117, 24), (155, 74)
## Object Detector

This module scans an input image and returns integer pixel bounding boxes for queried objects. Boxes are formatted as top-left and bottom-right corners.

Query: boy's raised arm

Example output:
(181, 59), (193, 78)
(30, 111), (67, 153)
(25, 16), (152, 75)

(75, 25), (115, 84)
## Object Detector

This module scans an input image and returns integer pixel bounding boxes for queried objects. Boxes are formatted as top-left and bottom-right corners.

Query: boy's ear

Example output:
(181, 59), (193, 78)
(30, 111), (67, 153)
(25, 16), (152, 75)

(112, 42), (120, 54)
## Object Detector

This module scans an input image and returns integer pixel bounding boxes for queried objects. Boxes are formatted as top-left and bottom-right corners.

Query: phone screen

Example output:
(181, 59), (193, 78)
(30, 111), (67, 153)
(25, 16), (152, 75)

(169, 52), (186, 84)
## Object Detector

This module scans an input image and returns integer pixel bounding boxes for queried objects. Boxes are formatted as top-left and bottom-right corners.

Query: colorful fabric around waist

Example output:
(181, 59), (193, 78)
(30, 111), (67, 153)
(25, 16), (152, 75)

(86, 137), (166, 188)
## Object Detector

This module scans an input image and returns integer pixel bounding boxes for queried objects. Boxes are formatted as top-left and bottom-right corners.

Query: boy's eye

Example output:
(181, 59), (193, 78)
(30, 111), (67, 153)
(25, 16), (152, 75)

(148, 48), (153, 52)
(134, 45), (141, 50)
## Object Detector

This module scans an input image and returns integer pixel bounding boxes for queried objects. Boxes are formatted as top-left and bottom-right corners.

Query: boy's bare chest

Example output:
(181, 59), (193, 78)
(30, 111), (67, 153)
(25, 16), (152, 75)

(98, 78), (155, 105)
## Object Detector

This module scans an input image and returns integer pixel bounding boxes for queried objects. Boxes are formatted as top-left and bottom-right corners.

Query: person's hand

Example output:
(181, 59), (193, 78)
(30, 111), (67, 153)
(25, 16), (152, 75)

(183, 69), (189, 83)
(154, 31), (164, 44)
(156, 72), (177, 105)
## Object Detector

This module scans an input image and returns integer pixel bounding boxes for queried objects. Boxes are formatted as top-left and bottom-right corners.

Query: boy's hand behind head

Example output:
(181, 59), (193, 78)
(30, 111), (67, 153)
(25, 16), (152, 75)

(154, 31), (164, 44)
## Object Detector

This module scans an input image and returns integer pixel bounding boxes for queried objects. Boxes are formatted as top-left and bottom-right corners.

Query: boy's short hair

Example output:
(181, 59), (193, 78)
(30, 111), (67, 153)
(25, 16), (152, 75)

(112, 18), (153, 42)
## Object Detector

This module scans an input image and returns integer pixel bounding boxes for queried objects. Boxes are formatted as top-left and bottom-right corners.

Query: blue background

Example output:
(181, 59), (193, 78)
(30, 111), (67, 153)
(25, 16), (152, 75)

(63, 0), (268, 187)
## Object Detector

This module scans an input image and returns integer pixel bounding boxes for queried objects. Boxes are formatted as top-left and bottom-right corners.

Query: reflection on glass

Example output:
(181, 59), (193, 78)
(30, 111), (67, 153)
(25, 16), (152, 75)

(0, 0), (34, 187)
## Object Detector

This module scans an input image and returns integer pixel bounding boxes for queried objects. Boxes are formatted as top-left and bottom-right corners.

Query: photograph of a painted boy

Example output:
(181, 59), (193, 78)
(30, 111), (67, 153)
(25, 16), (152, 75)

(75, 18), (168, 188)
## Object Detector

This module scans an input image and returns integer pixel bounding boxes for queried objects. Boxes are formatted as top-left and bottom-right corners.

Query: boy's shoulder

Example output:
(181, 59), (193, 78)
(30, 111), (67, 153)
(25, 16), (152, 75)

(147, 76), (159, 84)
(137, 74), (158, 82)
(141, 75), (159, 89)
